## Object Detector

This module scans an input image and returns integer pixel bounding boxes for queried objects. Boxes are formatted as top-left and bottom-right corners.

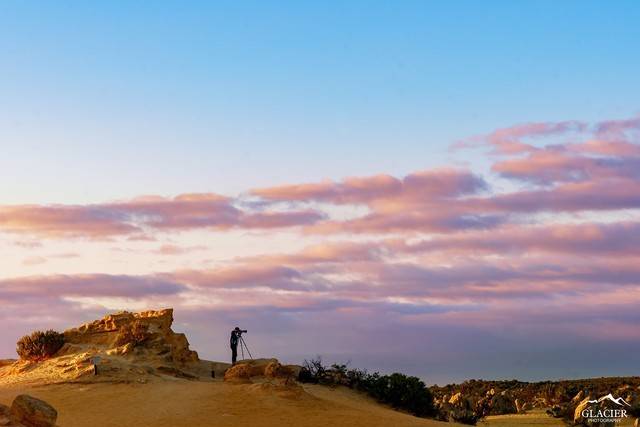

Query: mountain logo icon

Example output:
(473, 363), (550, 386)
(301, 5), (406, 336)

(587, 393), (631, 407)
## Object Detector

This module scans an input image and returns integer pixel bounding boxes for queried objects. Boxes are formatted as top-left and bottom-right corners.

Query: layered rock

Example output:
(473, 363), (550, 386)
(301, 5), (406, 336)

(0, 308), (210, 386)
(62, 308), (198, 365)
(223, 359), (299, 384)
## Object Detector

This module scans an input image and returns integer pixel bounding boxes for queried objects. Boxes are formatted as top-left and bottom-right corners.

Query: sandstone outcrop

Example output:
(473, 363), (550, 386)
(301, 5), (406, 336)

(0, 309), (215, 386)
(0, 395), (57, 427)
(573, 396), (592, 425)
(223, 358), (299, 384)
(63, 309), (198, 365)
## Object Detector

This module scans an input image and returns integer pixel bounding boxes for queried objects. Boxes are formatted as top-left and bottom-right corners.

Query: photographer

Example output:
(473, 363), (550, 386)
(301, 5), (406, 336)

(230, 327), (247, 365)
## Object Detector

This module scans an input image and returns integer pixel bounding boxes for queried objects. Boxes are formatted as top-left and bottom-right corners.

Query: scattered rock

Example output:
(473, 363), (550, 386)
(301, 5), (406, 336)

(10, 395), (57, 427)
(223, 364), (252, 383)
(430, 377), (640, 425)
(546, 404), (565, 418)
(449, 392), (464, 406)
(437, 392), (479, 424)
(573, 396), (592, 425)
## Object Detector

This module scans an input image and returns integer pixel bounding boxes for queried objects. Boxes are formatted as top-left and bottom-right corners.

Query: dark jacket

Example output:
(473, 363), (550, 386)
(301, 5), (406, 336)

(230, 330), (239, 348)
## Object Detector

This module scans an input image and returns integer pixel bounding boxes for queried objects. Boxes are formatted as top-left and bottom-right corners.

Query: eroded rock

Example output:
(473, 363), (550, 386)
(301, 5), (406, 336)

(10, 395), (57, 427)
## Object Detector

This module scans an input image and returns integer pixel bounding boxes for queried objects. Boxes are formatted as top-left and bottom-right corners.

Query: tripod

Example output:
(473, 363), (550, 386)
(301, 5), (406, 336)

(238, 335), (253, 360)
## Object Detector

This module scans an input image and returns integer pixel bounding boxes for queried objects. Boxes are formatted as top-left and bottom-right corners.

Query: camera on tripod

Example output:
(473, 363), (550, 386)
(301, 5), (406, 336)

(233, 327), (252, 360)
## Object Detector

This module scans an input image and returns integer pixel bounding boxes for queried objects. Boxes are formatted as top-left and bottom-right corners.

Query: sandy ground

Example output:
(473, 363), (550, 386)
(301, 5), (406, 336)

(0, 379), (460, 427)
(2, 378), (635, 426)
(479, 410), (565, 426)
(480, 409), (636, 426)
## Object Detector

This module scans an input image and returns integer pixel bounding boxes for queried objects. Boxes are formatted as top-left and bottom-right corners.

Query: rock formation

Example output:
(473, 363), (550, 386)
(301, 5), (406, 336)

(223, 359), (299, 384)
(62, 308), (198, 364)
(0, 395), (57, 427)
(431, 378), (640, 425)
(0, 308), (214, 386)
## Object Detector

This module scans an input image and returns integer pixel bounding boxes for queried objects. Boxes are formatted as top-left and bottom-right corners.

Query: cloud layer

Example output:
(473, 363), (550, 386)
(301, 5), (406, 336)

(2, 115), (639, 382)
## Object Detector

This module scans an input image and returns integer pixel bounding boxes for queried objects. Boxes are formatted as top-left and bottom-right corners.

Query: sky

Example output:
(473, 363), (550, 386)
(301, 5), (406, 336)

(1, 1), (639, 384)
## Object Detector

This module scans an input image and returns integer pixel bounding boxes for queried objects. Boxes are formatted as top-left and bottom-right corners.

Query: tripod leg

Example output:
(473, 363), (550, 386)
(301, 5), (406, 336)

(240, 337), (253, 359)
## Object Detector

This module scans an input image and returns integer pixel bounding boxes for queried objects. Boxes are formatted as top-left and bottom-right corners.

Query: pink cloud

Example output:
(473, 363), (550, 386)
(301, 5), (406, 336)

(154, 244), (207, 255)
(0, 274), (185, 302)
(455, 120), (587, 154)
(4, 113), (637, 240)
(0, 193), (325, 238)
(252, 168), (487, 204)
(0, 204), (139, 238)
(393, 221), (640, 256)
(594, 114), (640, 139)
(492, 145), (640, 185)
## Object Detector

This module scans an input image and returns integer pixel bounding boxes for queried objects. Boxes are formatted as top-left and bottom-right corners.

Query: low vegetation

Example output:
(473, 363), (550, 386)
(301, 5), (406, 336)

(299, 357), (436, 418)
(16, 330), (65, 361)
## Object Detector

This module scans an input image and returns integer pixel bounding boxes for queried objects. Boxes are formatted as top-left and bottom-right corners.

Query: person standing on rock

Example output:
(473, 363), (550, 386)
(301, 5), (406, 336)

(230, 327), (246, 365)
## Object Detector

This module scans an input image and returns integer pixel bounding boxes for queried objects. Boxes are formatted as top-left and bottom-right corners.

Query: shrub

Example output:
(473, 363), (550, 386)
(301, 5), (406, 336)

(16, 330), (65, 361)
(385, 373), (436, 417)
(299, 357), (328, 384)
(628, 402), (640, 418)
(345, 367), (368, 389)
(298, 357), (436, 418)
(115, 321), (150, 347)
(359, 372), (436, 417)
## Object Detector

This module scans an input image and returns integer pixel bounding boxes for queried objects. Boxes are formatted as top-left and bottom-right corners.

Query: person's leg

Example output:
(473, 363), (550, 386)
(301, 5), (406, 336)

(232, 346), (237, 365)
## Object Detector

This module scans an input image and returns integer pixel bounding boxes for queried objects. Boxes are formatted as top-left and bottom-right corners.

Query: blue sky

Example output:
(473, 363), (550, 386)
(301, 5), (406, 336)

(1, 1), (639, 203)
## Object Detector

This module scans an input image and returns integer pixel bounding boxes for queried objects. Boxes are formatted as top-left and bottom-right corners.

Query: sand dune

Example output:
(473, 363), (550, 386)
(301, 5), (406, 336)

(0, 380), (459, 427)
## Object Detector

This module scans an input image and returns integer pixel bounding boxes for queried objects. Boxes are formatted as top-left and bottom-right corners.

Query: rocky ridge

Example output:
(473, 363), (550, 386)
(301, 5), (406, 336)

(0, 309), (221, 386)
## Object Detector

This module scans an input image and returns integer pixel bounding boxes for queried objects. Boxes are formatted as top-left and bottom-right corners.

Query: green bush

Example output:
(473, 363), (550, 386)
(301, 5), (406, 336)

(115, 321), (150, 347)
(298, 358), (436, 418)
(628, 402), (640, 418)
(359, 372), (436, 417)
(16, 330), (65, 361)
